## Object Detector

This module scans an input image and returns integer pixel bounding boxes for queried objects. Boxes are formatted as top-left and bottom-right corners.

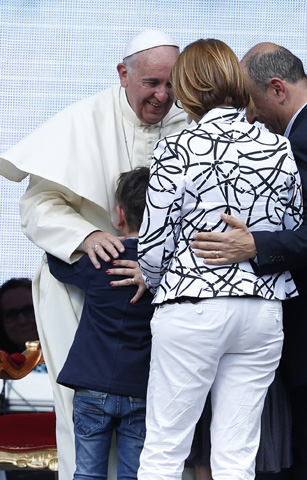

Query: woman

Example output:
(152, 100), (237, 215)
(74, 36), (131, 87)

(0, 278), (38, 353)
(137, 39), (301, 480)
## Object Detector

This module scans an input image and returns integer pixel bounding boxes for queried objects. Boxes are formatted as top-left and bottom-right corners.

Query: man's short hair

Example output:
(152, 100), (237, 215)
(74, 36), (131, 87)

(123, 53), (138, 74)
(115, 167), (150, 232)
(246, 47), (306, 93)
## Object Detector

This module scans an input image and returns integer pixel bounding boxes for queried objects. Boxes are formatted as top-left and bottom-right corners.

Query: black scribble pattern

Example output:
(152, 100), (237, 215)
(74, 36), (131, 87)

(138, 108), (302, 303)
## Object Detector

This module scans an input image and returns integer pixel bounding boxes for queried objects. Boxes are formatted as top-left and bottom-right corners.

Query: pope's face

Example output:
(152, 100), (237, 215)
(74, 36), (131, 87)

(118, 46), (179, 125)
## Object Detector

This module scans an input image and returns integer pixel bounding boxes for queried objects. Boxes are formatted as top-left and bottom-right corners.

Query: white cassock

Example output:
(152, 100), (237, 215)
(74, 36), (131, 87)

(0, 85), (190, 480)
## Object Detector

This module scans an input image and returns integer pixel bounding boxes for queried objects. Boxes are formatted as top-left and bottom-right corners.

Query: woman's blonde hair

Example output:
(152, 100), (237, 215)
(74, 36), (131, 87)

(170, 39), (250, 121)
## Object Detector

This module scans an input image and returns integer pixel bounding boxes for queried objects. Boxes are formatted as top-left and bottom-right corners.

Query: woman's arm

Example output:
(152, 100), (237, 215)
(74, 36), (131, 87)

(138, 137), (184, 289)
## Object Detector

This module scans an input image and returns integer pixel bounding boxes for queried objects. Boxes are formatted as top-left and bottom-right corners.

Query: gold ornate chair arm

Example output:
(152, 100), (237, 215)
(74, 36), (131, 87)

(0, 340), (44, 380)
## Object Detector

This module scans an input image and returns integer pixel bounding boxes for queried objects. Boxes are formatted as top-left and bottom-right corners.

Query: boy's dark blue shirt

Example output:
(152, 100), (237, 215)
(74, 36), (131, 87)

(47, 238), (154, 398)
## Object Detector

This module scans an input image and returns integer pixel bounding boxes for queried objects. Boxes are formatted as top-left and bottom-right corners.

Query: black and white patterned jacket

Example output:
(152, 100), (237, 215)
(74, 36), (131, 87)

(138, 107), (302, 303)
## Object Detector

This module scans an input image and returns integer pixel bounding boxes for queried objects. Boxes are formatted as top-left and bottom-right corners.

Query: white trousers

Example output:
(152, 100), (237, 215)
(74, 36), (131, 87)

(138, 297), (283, 480)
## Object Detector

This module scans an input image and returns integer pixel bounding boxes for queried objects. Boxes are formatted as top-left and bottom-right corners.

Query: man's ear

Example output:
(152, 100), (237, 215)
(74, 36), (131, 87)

(116, 205), (125, 227)
(269, 77), (287, 103)
(117, 63), (128, 88)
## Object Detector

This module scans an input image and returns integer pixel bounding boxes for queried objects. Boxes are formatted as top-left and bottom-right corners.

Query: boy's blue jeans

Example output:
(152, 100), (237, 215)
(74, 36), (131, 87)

(73, 388), (146, 480)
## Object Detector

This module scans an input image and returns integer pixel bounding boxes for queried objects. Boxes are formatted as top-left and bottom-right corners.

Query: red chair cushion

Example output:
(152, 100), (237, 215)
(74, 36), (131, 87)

(10, 353), (26, 366)
(0, 412), (56, 452)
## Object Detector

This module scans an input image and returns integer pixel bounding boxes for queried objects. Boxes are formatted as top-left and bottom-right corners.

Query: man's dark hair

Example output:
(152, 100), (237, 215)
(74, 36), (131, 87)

(246, 46), (306, 93)
(115, 167), (150, 232)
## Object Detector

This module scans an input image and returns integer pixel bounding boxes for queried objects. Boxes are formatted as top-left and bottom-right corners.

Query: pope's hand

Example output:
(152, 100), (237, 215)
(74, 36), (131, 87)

(83, 231), (126, 268)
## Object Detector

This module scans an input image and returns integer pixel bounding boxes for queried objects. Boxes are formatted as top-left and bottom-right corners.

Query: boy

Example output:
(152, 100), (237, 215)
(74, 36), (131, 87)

(47, 167), (153, 480)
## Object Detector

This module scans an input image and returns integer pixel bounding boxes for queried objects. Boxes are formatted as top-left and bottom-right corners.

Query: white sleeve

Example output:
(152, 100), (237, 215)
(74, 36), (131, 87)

(138, 137), (184, 289)
(20, 175), (101, 263)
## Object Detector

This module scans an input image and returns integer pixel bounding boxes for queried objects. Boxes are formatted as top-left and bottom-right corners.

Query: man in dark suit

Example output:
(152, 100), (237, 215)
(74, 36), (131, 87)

(189, 43), (307, 479)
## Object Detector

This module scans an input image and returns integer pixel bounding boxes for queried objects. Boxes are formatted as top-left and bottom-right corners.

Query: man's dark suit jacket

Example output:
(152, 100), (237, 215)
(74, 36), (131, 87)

(47, 238), (154, 398)
(253, 105), (307, 388)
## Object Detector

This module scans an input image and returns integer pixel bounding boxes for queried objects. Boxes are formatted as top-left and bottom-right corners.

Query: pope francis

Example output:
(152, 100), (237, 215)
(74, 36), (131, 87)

(0, 30), (190, 479)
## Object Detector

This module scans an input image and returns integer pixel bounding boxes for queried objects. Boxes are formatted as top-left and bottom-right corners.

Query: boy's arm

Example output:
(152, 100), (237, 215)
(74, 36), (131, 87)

(46, 252), (89, 289)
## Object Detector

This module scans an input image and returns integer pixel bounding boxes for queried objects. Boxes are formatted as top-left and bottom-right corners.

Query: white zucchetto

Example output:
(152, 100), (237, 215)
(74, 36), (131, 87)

(123, 29), (179, 60)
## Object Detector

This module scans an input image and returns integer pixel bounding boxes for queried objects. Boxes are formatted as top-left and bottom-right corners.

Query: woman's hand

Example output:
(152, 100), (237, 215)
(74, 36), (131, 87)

(107, 259), (147, 303)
